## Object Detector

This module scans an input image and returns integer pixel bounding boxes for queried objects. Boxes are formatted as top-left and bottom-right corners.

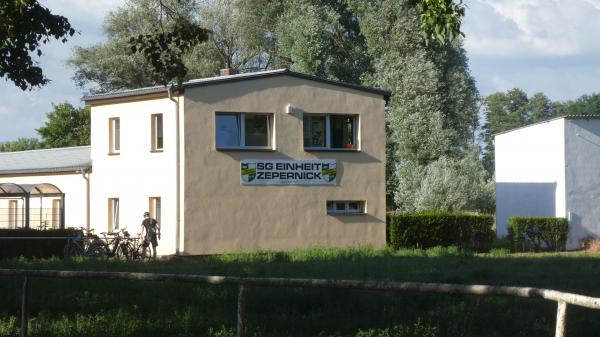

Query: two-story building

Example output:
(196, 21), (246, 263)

(1, 69), (389, 256)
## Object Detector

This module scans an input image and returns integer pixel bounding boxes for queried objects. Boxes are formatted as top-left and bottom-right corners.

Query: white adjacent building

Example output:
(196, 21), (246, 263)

(495, 116), (600, 249)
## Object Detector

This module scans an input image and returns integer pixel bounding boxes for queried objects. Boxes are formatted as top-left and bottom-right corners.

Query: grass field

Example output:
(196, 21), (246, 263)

(1, 246), (600, 337)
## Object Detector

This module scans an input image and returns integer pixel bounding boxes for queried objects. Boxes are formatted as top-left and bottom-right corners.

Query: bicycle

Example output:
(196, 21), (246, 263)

(63, 227), (106, 258)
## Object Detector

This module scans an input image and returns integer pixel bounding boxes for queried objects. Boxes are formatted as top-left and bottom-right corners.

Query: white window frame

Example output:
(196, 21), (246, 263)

(326, 200), (366, 215)
(215, 112), (274, 150)
(108, 198), (119, 232)
(109, 117), (120, 154)
(151, 113), (163, 152)
(149, 196), (161, 225)
(304, 114), (359, 151)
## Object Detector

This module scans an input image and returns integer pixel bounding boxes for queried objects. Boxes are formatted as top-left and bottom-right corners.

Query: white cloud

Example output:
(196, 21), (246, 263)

(464, 0), (600, 57)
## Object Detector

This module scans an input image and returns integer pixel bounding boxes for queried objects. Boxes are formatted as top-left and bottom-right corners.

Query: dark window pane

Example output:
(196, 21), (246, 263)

(331, 115), (354, 148)
(245, 114), (269, 146)
(303, 116), (326, 147)
(114, 119), (120, 151)
(156, 114), (163, 149)
(216, 114), (241, 147)
(335, 202), (346, 211)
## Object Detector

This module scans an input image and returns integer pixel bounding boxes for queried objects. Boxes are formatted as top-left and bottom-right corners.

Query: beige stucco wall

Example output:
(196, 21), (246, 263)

(89, 96), (183, 255)
(183, 75), (386, 254)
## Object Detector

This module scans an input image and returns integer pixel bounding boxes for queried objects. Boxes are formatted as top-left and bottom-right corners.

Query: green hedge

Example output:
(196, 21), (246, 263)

(507, 216), (568, 252)
(387, 212), (495, 253)
(0, 228), (82, 259)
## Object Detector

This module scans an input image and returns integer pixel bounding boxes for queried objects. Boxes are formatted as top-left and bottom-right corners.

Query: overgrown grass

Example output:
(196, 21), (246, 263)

(1, 246), (600, 337)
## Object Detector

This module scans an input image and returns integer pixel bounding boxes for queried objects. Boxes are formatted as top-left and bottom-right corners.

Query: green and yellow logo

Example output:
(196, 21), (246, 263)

(321, 163), (336, 182)
(241, 163), (256, 183)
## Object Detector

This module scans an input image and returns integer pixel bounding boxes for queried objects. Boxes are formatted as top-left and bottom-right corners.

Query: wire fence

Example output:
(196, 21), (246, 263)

(1, 268), (600, 337)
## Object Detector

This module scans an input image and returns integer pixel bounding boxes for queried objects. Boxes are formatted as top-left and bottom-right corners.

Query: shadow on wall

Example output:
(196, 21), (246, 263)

(495, 182), (557, 236)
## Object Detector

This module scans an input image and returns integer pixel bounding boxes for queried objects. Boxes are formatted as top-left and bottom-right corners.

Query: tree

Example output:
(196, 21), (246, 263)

(481, 89), (554, 173)
(36, 103), (90, 148)
(349, 0), (488, 212)
(69, 0), (256, 93)
(553, 93), (600, 116)
(1, 0), (75, 90)
(0, 138), (41, 152)
(128, 1), (210, 86)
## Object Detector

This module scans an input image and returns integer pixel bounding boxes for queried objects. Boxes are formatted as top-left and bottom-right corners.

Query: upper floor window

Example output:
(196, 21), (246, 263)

(109, 117), (120, 154)
(304, 114), (357, 150)
(216, 113), (273, 149)
(151, 114), (163, 151)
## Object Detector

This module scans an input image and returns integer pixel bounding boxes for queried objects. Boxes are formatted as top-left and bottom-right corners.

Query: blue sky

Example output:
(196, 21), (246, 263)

(1, 0), (600, 142)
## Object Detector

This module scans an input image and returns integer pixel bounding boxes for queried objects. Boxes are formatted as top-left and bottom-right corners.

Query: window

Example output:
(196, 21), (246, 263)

(109, 117), (120, 154)
(51, 199), (61, 229)
(304, 115), (357, 150)
(326, 200), (366, 215)
(149, 197), (161, 225)
(108, 198), (119, 231)
(8, 200), (18, 229)
(216, 113), (273, 149)
(151, 114), (163, 151)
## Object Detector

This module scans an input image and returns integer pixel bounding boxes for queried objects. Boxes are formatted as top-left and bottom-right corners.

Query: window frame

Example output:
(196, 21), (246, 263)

(108, 198), (119, 232)
(304, 114), (359, 151)
(215, 112), (274, 150)
(326, 200), (366, 215)
(149, 196), (161, 225)
(108, 117), (120, 154)
(151, 113), (164, 152)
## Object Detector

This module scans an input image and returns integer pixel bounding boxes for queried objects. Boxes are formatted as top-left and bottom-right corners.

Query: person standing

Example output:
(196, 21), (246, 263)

(141, 211), (160, 259)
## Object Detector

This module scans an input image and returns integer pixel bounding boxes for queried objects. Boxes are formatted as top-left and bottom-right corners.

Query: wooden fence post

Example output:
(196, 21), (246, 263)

(20, 276), (28, 337)
(237, 284), (247, 337)
(555, 301), (567, 337)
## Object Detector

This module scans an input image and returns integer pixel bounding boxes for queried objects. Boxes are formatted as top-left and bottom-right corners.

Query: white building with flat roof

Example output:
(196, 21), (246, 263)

(495, 116), (600, 249)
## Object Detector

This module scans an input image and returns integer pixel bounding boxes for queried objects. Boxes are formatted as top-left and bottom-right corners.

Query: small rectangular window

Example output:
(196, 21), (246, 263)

(216, 113), (273, 149)
(304, 114), (357, 150)
(327, 200), (366, 215)
(8, 200), (18, 229)
(109, 117), (120, 154)
(108, 198), (119, 231)
(151, 114), (163, 151)
(149, 197), (161, 225)
(51, 199), (61, 229)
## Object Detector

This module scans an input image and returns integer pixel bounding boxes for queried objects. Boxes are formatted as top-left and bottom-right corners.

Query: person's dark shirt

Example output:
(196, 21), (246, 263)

(142, 218), (158, 235)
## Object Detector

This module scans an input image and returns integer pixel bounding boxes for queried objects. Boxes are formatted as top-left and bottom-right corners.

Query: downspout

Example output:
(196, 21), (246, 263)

(168, 85), (181, 254)
(80, 168), (90, 230)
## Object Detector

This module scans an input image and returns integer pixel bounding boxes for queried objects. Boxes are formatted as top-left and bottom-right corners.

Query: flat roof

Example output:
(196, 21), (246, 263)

(0, 146), (91, 175)
(493, 115), (600, 137)
(82, 69), (391, 103)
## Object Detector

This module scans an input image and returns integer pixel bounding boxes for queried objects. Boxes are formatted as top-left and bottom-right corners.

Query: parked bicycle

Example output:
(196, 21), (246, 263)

(64, 227), (150, 260)
(63, 227), (106, 258)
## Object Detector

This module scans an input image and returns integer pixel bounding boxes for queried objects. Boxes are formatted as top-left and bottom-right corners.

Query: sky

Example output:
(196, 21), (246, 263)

(1, 0), (600, 142)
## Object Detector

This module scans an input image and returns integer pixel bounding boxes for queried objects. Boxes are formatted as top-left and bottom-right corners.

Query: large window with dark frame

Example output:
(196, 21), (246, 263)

(215, 113), (273, 149)
(303, 114), (357, 150)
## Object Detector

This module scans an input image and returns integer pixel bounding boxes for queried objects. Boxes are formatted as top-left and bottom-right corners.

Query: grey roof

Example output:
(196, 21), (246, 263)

(82, 69), (391, 102)
(493, 115), (600, 137)
(0, 146), (91, 175)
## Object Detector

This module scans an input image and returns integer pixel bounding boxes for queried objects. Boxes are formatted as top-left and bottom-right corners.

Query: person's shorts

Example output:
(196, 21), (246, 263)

(144, 234), (158, 247)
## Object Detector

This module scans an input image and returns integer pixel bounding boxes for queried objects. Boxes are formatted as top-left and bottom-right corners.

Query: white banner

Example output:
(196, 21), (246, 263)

(241, 159), (336, 185)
